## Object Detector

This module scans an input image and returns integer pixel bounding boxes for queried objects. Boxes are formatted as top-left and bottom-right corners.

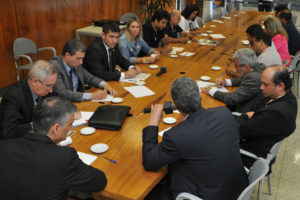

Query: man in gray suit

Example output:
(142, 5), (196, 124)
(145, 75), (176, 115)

(51, 39), (117, 102)
(202, 48), (266, 112)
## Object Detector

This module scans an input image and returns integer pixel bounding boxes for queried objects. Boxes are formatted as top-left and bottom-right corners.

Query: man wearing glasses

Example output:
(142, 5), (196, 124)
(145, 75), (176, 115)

(0, 60), (57, 139)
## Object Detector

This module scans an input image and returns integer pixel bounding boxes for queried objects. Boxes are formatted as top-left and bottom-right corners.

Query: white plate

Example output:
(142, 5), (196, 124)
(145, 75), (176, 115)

(200, 76), (211, 81)
(163, 117), (177, 125)
(210, 25), (216, 28)
(211, 66), (221, 71)
(80, 127), (96, 135)
(111, 97), (123, 103)
(136, 81), (145, 86)
(149, 65), (159, 69)
(241, 40), (249, 45)
(207, 31), (213, 33)
(90, 143), (109, 154)
(201, 33), (208, 37)
(170, 55), (179, 58)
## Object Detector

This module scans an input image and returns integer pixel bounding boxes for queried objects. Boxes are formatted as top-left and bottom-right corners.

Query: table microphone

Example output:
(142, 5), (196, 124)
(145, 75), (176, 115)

(156, 66), (167, 77)
(144, 101), (175, 114)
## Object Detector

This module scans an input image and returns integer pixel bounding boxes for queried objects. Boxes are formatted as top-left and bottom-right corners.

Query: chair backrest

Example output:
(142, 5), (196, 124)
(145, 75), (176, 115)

(221, 7), (228, 16)
(120, 13), (137, 23)
(212, 10), (220, 19)
(267, 140), (284, 162)
(204, 12), (212, 23)
(237, 159), (269, 200)
(195, 16), (204, 27)
(288, 54), (300, 72)
(13, 38), (38, 57)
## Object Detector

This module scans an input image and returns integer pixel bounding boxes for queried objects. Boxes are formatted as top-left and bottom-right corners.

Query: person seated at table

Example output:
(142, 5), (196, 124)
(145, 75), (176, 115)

(83, 22), (141, 81)
(264, 16), (292, 67)
(236, 65), (297, 168)
(274, 4), (288, 17)
(202, 48), (266, 113)
(51, 39), (117, 102)
(278, 10), (300, 56)
(142, 77), (248, 200)
(142, 9), (172, 53)
(179, 4), (202, 35)
(162, 10), (195, 43)
(0, 96), (107, 199)
(0, 60), (57, 139)
(118, 17), (160, 64)
(250, 32), (282, 66)
(245, 24), (265, 46)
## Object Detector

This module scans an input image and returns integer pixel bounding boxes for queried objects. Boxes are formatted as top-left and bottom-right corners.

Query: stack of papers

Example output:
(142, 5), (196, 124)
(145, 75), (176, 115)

(91, 95), (113, 102)
(124, 86), (155, 98)
(72, 111), (94, 127)
(179, 52), (195, 57)
(120, 73), (151, 84)
(210, 34), (226, 39)
(77, 152), (98, 165)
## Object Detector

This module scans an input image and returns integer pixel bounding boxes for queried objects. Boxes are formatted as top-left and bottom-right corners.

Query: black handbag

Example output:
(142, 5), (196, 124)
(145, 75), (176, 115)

(88, 105), (131, 131)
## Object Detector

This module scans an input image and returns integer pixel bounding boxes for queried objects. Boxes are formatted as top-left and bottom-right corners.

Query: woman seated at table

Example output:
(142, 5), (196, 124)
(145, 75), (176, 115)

(179, 4), (202, 35)
(264, 16), (292, 67)
(118, 17), (160, 64)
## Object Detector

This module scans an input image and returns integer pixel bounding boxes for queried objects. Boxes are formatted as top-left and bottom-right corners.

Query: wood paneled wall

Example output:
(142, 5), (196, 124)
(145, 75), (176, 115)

(0, 0), (143, 87)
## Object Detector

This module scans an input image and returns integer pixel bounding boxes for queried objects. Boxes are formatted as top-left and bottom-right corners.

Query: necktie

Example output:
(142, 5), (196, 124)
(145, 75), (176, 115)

(69, 69), (74, 91)
(108, 49), (113, 72)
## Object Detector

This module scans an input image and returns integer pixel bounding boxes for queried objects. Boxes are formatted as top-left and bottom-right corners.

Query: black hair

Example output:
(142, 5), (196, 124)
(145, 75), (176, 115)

(272, 67), (292, 91)
(253, 32), (272, 46)
(103, 22), (120, 34)
(274, 4), (288, 13)
(246, 24), (264, 37)
(151, 9), (170, 22)
(181, 4), (199, 21)
(278, 10), (292, 22)
(62, 39), (86, 56)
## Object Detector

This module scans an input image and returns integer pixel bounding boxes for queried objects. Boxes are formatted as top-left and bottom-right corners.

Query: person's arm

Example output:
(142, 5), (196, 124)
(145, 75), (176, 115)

(66, 148), (107, 192)
(162, 34), (189, 43)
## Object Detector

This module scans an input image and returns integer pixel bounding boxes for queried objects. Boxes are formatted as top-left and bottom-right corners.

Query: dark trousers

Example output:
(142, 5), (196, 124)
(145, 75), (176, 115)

(258, 2), (273, 12)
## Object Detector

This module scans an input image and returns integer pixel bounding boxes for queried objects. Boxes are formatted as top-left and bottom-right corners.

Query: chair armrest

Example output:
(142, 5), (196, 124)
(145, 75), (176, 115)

(240, 149), (259, 160)
(14, 54), (33, 65)
(38, 47), (56, 57)
(176, 192), (203, 200)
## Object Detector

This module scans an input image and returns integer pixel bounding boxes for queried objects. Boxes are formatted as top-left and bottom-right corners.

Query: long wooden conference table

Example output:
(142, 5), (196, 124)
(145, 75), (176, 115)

(71, 11), (271, 200)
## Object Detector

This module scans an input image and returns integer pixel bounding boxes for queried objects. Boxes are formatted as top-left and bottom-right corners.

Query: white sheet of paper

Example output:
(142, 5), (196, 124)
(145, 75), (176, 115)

(158, 127), (171, 137)
(197, 81), (215, 88)
(120, 73), (151, 84)
(210, 34), (226, 39)
(77, 152), (98, 165)
(172, 47), (184, 52)
(72, 118), (87, 127)
(179, 52), (195, 56)
(241, 40), (249, 45)
(212, 86), (228, 93)
(222, 16), (231, 19)
(91, 95), (113, 102)
(81, 112), (94, 121)
(124, 86), (155, 98)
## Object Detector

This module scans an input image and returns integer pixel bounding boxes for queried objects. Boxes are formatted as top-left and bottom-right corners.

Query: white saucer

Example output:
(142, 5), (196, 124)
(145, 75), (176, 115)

(149, 65), (159, 69)
(80, 127), (96, 135)
(201, 33), (208, 37)
(163, 117), (177, 125)
(210, 25), (216, 28)
(207, 30), (213, 33)
(200, 76), (211, 81)
(241, 40), (249, 45)
(90, 143), (109, 154)
(111, 97), (123, 103)
(211, 66), (221, 71)
(170, 55), (178, 58)
(136, 81), (145, 86)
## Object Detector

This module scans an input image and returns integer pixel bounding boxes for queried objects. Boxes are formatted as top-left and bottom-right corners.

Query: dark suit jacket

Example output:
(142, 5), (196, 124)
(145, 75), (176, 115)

(142, 107), (248, 200)
(0, 133), (107, 200)
(282, 22), (300, 56)
(51, 56), (105, 102)
(0, 79), (50, 139)
(83, 37), (131, 81)
(213, 63), (266, 112)
(236, 90), (298, 166)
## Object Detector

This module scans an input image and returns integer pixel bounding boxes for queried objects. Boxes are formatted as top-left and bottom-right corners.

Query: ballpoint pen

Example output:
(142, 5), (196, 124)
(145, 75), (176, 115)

(99, 154), (117, 164)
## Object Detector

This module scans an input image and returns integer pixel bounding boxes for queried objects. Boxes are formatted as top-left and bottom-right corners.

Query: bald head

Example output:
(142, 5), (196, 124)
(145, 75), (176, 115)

(170, 10), (182, 25)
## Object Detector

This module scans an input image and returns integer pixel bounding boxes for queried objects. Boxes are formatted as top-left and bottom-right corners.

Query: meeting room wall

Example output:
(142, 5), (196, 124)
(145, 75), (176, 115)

(0, 0), (145, 88)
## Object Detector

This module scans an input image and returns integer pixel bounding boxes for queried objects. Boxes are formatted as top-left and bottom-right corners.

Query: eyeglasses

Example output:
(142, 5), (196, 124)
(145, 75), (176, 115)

(38, 80), (54, 89)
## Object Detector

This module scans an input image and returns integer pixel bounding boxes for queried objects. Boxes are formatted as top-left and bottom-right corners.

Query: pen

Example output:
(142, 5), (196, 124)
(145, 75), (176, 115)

(219, 73), (223, 79)
(99, 154), (117, 164)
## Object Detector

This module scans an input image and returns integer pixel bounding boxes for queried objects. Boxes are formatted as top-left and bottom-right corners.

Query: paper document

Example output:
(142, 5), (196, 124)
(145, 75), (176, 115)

(197, 81), (215, 88)
(77, 152), (98, 165)
(120, 73), (151, 84)
(72, 111), (94, 127)
(172, 47), (184, 52)
(210, 34), (226, 39)
(179, 52), (195, 57)
(212, 20), (224, 24)
(124, 86), (155, 98)
(81, 112), (94, 120)
(91, 94), (113, 102)
(222, 16), (231, 19)
(158, 127), (171, 137)
(212, 86), (228, 93)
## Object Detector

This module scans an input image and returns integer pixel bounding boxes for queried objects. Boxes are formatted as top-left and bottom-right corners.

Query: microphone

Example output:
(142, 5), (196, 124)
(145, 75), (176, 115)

(144, 101), (175, 114)
(156, 66), (167, 77)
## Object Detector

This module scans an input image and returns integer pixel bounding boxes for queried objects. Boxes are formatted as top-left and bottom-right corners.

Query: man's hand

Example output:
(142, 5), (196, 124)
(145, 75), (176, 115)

(148, 104), (164, 126)
(246, 111), (255, 119)
(201, 87), (211, 94)
(215, 78), (226, 88)
(145, 56), (156, 63)
(179, 37), (189, 43)
(103, 84), (117, 97)
(160, 45), (172, 53)
(134, 65), (142, 74)
(91, 90), (107, 100)
(74, 111), (81, 120)
(125, 68), (137, 78)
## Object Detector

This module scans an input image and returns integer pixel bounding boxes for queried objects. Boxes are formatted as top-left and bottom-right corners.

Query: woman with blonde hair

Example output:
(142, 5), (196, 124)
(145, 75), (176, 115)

(264, 16), (292, 67)
(118, 17), (160, 64)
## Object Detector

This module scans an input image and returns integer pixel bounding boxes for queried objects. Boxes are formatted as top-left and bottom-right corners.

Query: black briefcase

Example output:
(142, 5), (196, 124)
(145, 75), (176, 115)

(88, 105), (131, 131)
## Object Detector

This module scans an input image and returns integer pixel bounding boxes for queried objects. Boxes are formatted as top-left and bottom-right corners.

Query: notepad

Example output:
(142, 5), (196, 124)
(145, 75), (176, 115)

(179, 52), (195, 57)
(197, 80), (215, 88)
(210, 34), (226, 39)
(77, 152), (98, 165)
(212, 86), (228, 93)
(120, 73), (151, 84)
(124, 86), (155, 98)
(72, 111), (94, 127)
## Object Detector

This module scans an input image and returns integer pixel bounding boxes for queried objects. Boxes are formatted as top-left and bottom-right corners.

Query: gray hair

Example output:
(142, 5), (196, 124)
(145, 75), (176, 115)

(62, 38), (86, 56)
(170, 10), (181, 17)
(32, 96), (78, 135)
(28, 60), (57, 82)
(171, 77), (202, 114)
(233, 48), (258, 68)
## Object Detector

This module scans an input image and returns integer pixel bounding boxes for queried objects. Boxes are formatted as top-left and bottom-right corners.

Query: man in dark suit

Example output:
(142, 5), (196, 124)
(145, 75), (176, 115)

(51, 39), (117, 102)
(202, 48), (266, 112)
(0, 96), (107, 200)
(236, 65), (298, 168)
(0, 60), (57, 139)
(142, 77), (248, 200)
(83, 22), (141, 81)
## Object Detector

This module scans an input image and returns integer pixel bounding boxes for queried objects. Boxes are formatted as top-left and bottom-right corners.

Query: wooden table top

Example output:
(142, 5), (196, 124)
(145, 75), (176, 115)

(70, 11), (270, 200)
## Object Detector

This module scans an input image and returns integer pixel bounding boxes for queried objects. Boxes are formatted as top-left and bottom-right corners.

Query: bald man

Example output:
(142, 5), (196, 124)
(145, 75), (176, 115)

(162, 10), (195, 44)
(236, 65), (298, 168)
